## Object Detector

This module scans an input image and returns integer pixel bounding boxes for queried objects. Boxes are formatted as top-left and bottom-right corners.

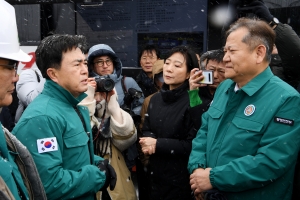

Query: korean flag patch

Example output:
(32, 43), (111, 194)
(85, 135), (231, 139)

(37, 137), (58, 153)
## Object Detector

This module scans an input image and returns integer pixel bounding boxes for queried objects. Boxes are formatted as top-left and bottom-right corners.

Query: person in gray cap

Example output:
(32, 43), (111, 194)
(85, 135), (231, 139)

(0, 1), (46, 199)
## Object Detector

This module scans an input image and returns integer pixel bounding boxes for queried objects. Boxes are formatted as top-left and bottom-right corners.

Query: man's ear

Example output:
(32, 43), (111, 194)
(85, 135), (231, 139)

(255, 44), (267, 64)
(47, 68), (59, 83)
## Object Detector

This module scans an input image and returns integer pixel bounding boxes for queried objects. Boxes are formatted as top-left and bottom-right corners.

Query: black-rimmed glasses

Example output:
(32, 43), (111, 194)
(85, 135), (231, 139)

(93, 59), (112, 67)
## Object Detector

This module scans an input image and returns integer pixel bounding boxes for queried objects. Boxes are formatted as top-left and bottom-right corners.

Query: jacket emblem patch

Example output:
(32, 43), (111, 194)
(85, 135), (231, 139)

(37, 137), (58, 153)
(244, 104), (255, 116)
(274, 117), (294, 126)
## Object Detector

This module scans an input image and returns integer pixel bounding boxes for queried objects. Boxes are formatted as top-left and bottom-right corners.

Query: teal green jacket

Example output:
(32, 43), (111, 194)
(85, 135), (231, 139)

(188, 67), (300, 200)
(0, 124), (29, 200)
(13, 80), (105, 200)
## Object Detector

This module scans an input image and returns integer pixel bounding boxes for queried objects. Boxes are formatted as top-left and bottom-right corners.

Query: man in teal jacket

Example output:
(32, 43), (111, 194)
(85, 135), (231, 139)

(188, 18), (300, 200)
(13, 34), (116, 200)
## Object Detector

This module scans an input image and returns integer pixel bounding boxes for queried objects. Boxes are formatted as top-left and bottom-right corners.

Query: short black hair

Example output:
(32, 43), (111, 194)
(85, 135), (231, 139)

(138, 44), (161, 62)
(202, 49), (224, 66)
(35, 34), (87, 79)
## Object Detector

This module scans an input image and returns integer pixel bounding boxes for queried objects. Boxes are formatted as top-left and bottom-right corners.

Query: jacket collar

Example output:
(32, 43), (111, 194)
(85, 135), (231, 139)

(161, 80), (189, 102)
(42, 80), (87, 107)
(225, 67), (273, 96)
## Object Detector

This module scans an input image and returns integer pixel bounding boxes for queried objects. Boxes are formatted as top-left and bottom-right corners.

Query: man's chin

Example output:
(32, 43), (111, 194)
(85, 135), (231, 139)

(0, 95), (13, 107)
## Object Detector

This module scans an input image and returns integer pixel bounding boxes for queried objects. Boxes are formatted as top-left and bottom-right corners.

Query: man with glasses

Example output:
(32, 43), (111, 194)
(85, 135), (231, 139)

(136, 44), (161, 97)
(0, 0), (46, 199)
(85, 44), (140, 200)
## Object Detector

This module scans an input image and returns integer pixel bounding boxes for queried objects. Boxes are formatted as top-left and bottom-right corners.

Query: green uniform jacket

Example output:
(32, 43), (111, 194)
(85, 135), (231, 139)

(188, 67), (300, 200)
(0, 124), (29, 200)
(13, 80), (106, 200)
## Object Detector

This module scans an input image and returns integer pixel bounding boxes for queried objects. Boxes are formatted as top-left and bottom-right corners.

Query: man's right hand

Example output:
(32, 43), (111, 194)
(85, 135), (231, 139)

(97, 159), (117, 191)
(189, 68), (206, 90)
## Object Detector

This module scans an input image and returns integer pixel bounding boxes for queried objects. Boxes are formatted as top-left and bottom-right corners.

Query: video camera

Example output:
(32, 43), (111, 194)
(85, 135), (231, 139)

(95, 76), (115, 92)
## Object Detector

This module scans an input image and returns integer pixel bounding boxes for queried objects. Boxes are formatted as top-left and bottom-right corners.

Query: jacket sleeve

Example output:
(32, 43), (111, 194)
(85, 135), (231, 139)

(16, 69), (45, 106)
(275, 23), (300, 88)
(188, 111), (208, 174)
(12, 116), (106, 200)
(110, 109), (137, 152)
(209, 96), (300, 192)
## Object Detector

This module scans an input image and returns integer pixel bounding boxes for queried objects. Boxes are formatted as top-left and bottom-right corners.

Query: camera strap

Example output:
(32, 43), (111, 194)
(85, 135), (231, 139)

(121, 76), (128, 94)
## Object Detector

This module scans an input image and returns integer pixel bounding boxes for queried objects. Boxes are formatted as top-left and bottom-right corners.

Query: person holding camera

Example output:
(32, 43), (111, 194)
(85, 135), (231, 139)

(188, 17), (300, 200)
(188, 49), (225, 130)
(139, 45), (198, 199)
(84, 44), (139, 200)
(12, 34), (116, 200)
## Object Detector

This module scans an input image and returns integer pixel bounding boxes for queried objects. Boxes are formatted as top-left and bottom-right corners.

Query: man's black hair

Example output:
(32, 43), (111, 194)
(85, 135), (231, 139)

(206, 49), (224, 64)
(138, 44), (161, 62)
(35, 34), (87, 79)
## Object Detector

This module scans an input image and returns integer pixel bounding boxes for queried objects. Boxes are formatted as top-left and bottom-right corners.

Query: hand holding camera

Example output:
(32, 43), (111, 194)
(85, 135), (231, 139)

(97, 159), (117, 191)
(189, 68), (214, 90)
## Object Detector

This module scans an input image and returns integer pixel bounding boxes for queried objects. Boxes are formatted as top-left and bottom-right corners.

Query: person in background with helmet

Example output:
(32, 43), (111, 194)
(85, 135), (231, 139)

(12, 34), (116, 200)
(0, 1), (47, 199)
(136, 44), (161, 97)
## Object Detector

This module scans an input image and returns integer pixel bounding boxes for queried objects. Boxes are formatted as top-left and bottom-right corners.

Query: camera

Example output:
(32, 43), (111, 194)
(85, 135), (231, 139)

(95, 76), (115, 92)
(196, 70), (214, 84)
(121, 88), (143, 113)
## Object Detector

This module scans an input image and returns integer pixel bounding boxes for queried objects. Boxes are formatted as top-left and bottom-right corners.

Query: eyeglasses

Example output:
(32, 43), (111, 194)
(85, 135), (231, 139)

(93, 59), (113, 67)
(0, 60), (19, 76)
(141, 56), (157, 61)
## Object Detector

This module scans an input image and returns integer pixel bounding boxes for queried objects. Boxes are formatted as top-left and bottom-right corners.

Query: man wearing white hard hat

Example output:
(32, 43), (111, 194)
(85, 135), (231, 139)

(0, 0), (47, 200)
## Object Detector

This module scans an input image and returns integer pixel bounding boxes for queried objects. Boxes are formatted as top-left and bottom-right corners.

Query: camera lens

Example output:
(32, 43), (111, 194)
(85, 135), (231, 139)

(103, 79), (114, 91)
(95, 76), (115, 92)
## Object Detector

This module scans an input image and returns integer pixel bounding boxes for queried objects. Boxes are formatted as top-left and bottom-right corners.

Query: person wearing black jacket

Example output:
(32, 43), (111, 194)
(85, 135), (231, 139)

(139, 46), (198, 199)
(136, 45), (161, 98)
(188, 49), (225, 130)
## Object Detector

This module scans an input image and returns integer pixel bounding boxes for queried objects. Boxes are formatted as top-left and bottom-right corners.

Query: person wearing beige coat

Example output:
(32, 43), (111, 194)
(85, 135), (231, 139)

(80, 82), (137, 200)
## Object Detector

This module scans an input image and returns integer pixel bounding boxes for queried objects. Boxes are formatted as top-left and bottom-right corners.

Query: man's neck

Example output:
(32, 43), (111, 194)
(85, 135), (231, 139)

(208, 86), (216, 96)
(145, 71), (152, 78)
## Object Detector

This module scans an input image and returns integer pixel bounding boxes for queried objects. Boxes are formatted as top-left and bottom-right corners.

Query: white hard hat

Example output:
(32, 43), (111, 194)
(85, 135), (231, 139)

(0, 0), (31, 62)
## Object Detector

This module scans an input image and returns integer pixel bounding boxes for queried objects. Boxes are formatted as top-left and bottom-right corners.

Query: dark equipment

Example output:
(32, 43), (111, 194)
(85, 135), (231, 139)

(95, 76), (115, 92)
(121, 88), (143, 113)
